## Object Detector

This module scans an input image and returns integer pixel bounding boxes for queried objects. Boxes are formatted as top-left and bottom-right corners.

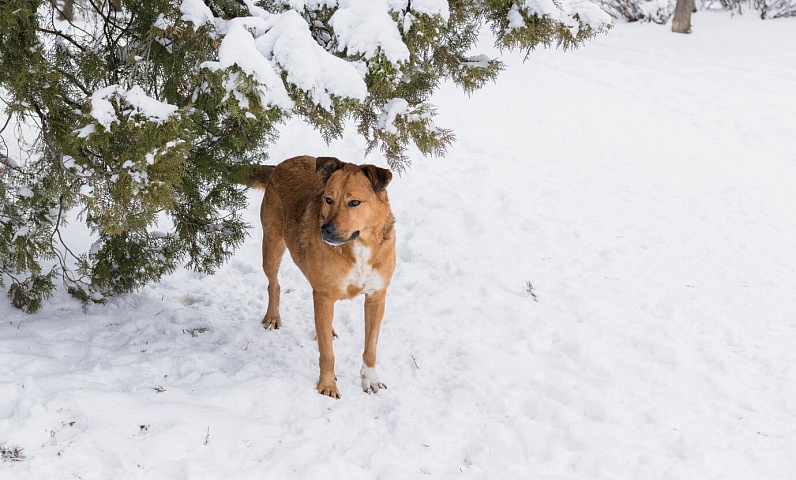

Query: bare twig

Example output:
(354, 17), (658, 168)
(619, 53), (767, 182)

(0, 111), (12, 136)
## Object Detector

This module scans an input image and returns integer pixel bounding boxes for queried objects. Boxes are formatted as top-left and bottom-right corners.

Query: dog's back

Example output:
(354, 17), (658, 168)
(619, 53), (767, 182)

(266, 156), (322, 206)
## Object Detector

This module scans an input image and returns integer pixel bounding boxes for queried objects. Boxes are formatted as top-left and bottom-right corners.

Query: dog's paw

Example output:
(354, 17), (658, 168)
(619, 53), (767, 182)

(317, 377), (341, 399)
(360, 364), (387, 394)
(261, 314), (282, 330)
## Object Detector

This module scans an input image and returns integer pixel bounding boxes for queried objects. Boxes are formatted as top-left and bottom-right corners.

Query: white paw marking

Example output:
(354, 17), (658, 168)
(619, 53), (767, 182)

(360, 364), (386, 393)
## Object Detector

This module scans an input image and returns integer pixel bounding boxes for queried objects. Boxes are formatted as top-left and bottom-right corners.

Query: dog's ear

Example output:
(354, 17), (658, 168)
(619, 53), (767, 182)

(315, 156), (345, 183)
(360, 165), (392, 195)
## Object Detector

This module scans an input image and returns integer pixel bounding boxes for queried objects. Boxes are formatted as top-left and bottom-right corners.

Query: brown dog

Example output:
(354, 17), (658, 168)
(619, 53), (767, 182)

(245, 155), (395, 398)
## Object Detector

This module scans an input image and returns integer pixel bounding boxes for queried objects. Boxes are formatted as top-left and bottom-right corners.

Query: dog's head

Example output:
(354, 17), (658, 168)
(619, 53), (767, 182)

(315, 156), (392, 246)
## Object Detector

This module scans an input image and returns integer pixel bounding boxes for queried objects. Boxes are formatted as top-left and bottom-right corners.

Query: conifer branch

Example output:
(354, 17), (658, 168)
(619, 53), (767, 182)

(0, 0), (608, 312)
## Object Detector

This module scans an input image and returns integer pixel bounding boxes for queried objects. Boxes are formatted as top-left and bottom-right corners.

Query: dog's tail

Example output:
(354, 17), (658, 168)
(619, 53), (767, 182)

(236, 164), (275, 191)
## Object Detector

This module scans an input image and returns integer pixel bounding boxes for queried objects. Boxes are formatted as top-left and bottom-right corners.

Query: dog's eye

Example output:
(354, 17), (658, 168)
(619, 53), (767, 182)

(348, 200), (361, 208)
(325, 197), (333, 205)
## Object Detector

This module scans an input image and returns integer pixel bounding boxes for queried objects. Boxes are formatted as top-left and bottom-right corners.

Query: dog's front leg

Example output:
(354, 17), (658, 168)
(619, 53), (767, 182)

(313, 291), (339, 398)
(361, 289), (387, 393)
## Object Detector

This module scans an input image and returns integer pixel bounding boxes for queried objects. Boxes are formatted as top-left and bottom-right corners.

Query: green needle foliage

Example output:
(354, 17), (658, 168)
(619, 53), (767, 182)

(0, 0), (608, 312)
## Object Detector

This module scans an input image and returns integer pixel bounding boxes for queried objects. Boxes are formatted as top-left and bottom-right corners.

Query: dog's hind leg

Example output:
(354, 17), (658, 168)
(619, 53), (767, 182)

(260, 194), (286, 329)
(261, 231), (285, 329)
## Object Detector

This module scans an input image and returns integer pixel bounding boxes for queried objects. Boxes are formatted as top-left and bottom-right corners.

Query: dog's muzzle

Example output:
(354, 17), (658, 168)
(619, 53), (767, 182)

(321, 224), (359, 246)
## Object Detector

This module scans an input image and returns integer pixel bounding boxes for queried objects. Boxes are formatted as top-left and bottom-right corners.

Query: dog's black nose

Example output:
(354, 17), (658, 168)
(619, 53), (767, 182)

(321, 223), (335, 235)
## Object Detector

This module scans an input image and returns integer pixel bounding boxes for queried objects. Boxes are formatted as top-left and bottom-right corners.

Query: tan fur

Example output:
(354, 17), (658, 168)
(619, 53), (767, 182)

(244, 164), (275, 190)
(253, 155), (395, 398)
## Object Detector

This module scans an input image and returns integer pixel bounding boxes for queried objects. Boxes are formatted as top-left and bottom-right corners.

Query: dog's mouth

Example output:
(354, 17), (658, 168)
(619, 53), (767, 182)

(321, 226), (360, 246)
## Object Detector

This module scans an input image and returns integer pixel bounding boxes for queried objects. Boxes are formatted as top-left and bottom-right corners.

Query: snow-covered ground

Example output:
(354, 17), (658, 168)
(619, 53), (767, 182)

(2, 12), (796, 479)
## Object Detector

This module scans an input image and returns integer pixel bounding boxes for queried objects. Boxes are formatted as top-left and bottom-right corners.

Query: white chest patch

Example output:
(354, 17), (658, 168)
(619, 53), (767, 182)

(343, 243), (384, 296)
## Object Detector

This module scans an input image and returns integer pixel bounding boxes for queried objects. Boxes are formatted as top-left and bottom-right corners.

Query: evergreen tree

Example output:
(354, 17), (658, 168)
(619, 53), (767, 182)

(0, 0), (610, 312)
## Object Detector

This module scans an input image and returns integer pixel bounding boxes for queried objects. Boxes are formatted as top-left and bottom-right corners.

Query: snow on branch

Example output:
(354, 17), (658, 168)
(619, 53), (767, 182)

(202, 18), (294, 110)
(86, 85), (179, 133)
(510, 0), (613, 31)
(378, 98), (410, 134)
(195, 4), (368, 111)
(329, 0), (411, 65)
(387, 0), (452, 20)
(258, 10), (367, 108)
(179, 0), (214, 29)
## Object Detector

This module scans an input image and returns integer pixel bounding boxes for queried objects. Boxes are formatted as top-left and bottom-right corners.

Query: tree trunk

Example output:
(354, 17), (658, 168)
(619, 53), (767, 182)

(110, 0), (122, 12)
(53, 0), (74, 21)
(672, 0), (695, 33)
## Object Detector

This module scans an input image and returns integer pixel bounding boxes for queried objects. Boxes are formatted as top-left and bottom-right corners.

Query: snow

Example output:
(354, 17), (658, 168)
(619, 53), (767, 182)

(568, 0), (615, 27)
(388, 0), (451, 21)
(204, 7), (370, 111)
(189, 0), (433, 112)
(409, 0), (450, 20)
(462, 54), (492, 67)
(3, 12), (796, 479)
(86, 85), (178, 133)
(258, 10), (367, 108)
(15, 186), (34, 198)
(508, 4), (527, 29)
(153, 13), (175, 31)
(88, 85), (121, 131)
(378, 98), (410, 134)
(11, 226), (29, 239)
(203, 19), (294, 110)
(514, 0), (612, 30)
(122, 86), (179, 124)
(75, 124), (95, 138)
(329, 0), (410, 65)
(225, 29), (289, 107)
(179, 0), (214, 29)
